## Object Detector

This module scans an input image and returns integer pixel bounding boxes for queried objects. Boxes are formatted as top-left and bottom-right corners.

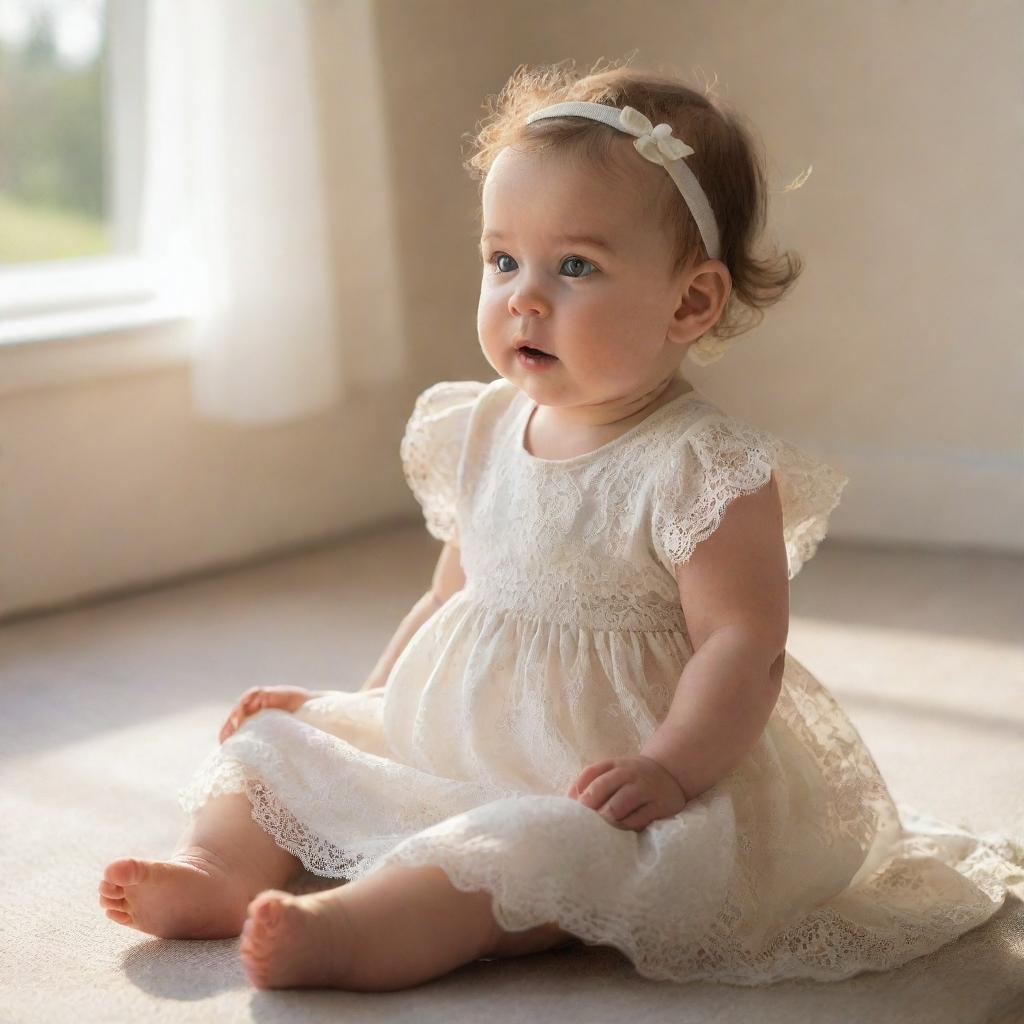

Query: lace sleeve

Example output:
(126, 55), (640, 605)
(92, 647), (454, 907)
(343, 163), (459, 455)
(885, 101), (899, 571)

(399, 380), (488, 544)
(651, 414), (849, 580)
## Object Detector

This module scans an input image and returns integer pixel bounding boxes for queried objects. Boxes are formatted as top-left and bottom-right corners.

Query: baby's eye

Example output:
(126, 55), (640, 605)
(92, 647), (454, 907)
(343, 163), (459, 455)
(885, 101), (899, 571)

(489, 253), (516, 274)
(561, 255), (597, 278)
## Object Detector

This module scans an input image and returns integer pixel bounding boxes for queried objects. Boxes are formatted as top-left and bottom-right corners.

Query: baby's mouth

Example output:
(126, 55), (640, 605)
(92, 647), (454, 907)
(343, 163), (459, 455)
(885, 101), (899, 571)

(518, 344), (558, 361)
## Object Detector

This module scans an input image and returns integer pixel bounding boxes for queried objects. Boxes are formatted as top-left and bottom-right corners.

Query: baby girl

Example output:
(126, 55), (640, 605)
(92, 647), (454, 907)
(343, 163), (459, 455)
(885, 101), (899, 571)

(99, 57), (1022, 991)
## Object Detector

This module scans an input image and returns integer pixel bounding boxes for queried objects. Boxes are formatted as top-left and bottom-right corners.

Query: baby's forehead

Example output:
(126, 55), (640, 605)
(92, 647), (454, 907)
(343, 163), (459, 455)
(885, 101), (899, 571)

(481, 143), (660, 243)
(485, 139), (649, 196)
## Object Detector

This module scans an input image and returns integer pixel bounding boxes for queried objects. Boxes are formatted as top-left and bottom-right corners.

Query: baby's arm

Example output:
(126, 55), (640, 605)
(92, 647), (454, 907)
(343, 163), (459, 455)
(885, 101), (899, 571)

(639, 473), (789, 801)
(357, 540), (467, 692)
(570, 474), (788, 830)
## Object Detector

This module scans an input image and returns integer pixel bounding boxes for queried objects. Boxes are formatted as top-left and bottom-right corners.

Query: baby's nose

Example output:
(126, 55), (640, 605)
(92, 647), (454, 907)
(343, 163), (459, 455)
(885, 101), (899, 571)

(508, 289), (550, 318)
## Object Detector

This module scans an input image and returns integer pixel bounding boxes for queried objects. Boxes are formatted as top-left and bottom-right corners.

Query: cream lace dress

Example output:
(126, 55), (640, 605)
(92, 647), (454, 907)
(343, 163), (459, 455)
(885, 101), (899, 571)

(179, 377), (1024, 986)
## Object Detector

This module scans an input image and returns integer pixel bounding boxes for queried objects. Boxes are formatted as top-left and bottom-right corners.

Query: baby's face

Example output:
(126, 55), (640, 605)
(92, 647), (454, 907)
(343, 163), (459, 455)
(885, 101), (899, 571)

(477, 143), (689, 409)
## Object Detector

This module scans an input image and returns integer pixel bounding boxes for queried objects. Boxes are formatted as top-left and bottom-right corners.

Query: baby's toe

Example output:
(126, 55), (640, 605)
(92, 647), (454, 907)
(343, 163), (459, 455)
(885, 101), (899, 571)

(240, 918), (269, 972)
(104, 858), (147, 887)
(99, 879), (124, 899)
(240, 891), (291, 977)
(106, 907), (133, 925)
(246, 889), (290, 929)
(240, 899), (290, 988)
(99, 894), (127, 912)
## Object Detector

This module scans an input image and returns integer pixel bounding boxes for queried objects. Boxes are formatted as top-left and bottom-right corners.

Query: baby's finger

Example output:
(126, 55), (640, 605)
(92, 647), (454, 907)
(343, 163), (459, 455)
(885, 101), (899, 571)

(570, 759), (616, 799)
(579, 769), (628, 812)
(617, 802), (656, 832)
(599, 783), (649, 822)
(219, 708), (243, 742)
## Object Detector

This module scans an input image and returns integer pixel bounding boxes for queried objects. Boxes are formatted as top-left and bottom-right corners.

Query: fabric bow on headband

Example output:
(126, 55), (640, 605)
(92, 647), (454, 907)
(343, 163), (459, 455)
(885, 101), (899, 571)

(618, 106), (695, 165)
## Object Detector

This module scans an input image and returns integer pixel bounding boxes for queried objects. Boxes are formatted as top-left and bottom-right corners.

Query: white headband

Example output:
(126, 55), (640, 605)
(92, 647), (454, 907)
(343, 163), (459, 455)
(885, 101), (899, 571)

(524, 101), (721, 261)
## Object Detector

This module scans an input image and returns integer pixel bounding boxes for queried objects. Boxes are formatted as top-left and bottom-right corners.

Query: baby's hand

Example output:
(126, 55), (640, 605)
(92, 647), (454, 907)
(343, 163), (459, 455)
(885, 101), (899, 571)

(567, 755), (688, 832)
(218, 686), (324, 744)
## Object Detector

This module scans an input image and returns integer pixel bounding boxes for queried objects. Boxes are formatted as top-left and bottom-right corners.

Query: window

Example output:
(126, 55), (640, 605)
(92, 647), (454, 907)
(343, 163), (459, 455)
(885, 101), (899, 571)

(0, 0), (187, 358)
(0, 0), (116, 265)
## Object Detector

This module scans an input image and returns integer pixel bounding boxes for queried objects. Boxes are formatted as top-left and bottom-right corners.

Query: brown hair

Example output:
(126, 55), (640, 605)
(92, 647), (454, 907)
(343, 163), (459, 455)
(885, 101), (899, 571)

(463, 56), (805, 344)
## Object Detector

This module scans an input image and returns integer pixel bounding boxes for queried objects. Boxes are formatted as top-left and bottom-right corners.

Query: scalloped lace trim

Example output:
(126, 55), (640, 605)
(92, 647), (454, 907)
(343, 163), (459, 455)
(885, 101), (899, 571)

(653, 415), (849, 580)
(399, 380), (486, 544)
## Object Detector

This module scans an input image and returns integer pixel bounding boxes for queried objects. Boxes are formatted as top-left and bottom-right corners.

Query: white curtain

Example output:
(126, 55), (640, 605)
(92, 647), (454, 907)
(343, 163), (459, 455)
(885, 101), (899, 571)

(137, 0), (353, 424)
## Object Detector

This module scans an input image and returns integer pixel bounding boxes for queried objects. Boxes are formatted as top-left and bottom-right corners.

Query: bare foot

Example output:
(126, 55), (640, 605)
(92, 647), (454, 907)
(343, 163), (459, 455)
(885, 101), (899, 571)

(99, 847), (254, 939)
(239, 868), (577, 992)
(240, 889), (358, 990)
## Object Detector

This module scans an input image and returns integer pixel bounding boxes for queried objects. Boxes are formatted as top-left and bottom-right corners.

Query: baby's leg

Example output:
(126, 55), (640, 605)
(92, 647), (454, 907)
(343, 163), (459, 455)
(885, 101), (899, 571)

(239, 863), (577, 991)
(99, 791), (300, 939)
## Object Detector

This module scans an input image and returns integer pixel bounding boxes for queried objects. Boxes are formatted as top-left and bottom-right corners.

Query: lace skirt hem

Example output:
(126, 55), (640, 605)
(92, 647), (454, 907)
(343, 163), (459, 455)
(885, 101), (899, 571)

(178, 756), (1022, 986)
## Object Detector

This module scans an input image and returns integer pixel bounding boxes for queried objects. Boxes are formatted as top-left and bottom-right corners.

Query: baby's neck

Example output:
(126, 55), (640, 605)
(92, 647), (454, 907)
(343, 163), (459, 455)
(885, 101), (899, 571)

(539, 373), (692, 432)
(522, 373), (694, 461)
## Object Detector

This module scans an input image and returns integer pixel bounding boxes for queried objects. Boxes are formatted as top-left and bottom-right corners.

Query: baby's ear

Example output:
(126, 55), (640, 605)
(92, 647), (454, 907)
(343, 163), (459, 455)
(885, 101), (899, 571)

(667, 258), (731, 346)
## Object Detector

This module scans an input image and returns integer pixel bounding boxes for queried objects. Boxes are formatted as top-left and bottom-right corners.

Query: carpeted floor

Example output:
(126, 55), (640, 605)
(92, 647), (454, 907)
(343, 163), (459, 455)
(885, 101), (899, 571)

(2, 525), (1022, 1023)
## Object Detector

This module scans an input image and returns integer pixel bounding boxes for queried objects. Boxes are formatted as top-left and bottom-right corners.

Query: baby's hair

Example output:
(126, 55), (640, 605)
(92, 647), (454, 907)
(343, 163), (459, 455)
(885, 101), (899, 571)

(464, 55), (805, 345)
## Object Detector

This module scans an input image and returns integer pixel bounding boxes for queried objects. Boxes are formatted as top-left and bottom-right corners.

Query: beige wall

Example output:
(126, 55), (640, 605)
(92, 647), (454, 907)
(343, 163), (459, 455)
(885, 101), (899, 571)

(2, 0), (1020, 620)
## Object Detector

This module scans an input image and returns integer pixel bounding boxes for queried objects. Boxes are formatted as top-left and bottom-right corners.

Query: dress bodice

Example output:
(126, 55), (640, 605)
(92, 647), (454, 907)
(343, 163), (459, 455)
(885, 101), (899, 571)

(401, 378), (849, 638)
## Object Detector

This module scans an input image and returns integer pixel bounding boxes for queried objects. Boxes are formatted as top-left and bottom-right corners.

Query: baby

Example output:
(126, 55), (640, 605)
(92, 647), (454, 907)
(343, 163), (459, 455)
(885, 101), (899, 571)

(99, 57), (1021, 992)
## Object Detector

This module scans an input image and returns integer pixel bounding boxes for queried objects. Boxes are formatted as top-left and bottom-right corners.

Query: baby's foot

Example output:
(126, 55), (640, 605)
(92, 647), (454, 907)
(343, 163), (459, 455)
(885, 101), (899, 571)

(240, 889), (357, 990)
(99, 847), (253, 939)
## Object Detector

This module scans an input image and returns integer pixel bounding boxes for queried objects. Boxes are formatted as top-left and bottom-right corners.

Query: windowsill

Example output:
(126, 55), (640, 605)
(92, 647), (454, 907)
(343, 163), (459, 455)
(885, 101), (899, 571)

(0, 302), (194, 397)
(0, 253), (198, 395)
